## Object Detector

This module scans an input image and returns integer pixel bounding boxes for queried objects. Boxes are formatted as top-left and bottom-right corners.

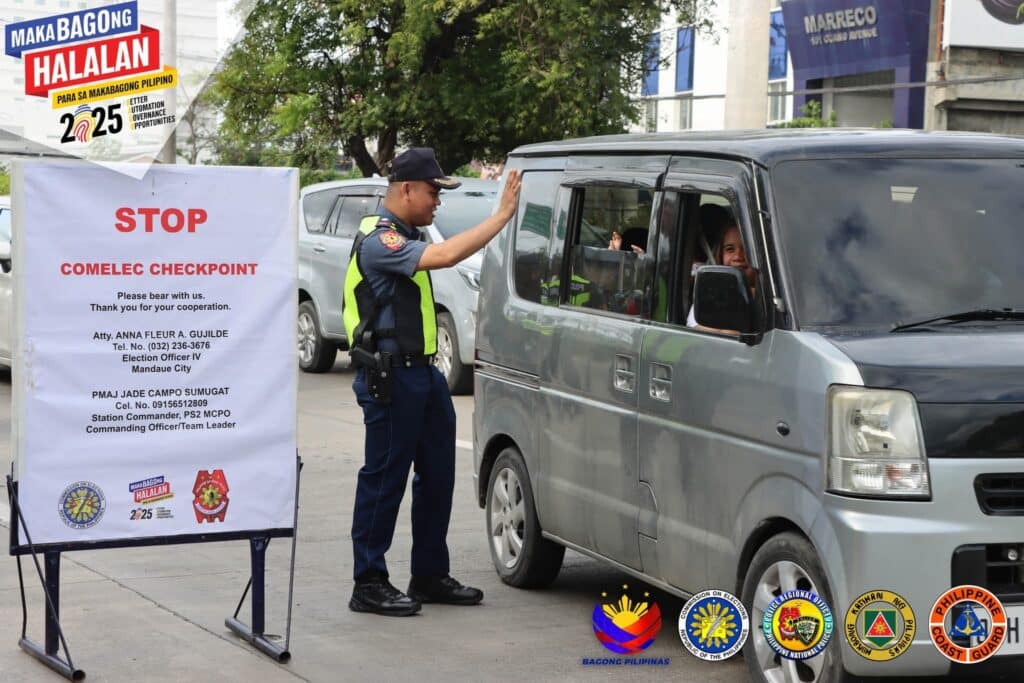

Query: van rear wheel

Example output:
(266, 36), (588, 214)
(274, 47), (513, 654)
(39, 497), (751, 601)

(485, 447), (564, 588)
(741, 532), (850, 683)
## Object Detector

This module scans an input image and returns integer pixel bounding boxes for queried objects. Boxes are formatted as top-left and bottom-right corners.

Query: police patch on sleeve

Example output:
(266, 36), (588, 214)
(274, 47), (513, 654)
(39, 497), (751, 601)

(379, 230), (406, 251)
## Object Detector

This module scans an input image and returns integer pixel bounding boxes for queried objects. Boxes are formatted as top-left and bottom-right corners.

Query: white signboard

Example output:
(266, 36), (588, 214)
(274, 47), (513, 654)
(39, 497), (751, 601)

(944, 0), (1024, 52)
(11, 160), (298, 545)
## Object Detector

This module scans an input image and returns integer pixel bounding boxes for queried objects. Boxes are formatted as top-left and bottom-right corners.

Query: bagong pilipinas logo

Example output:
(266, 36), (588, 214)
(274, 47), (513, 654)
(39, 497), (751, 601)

(844, 589), (915, 661)
(981, 0), (1024, 25)
(929, 585), (1007, 664)
(192, 469), (229, 523)
(58, 481), (106, 529)
(762, 589), (834, 660)
(592, 584), (662, 654)
(678, 589), (749, 661)
(3, 1), (178, 144)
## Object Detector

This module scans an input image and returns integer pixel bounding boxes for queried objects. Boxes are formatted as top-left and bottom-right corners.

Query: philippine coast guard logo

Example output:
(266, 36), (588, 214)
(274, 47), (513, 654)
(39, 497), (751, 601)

(379, 229), (406, 251)
(762, 589), (834, 660)
(58, 481), (106, 529)
(844, 589), (915, 661)
(678, 589), (749, 660)
(192, 469), (229, 523)
(929, 585), (1007, 663)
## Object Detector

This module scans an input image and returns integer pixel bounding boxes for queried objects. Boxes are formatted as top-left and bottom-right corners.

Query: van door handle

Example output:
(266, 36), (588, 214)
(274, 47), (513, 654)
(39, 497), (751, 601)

(650, 363), (672, 402)
(613, 354), (635, 393)
(312, 244), (327, 253)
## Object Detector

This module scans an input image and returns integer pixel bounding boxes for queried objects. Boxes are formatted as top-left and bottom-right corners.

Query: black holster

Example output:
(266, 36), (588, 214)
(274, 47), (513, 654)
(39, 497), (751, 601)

(350, 345), (392, 404)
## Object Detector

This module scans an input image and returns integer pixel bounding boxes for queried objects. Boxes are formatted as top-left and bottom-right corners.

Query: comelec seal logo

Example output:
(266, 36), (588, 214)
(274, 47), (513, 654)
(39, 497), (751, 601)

(592, 584), (662, 654)
(678, 589), (749, 661)
(844, 589), (915, 661)
(929, 585), (1007, 663)
(762, 589), (834, 660)
(58, 481), (106, 529)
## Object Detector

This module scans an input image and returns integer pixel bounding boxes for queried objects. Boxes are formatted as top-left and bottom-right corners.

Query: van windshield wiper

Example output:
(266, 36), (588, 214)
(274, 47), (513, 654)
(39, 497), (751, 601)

(891, 308), (1024, 333)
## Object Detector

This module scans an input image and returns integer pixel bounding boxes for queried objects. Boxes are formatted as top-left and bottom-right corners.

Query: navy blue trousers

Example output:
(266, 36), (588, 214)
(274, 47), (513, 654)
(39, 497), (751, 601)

(351, 365), (456, 581)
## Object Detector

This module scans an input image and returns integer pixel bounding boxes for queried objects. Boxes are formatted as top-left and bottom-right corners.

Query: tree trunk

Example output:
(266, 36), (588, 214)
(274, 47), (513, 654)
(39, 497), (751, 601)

(347, 136), (379, 177)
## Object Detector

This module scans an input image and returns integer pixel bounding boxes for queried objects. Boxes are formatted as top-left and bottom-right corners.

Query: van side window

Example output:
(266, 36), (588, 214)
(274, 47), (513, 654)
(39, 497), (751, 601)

(566, 186), (654, 316)
(513, 171), (561, 304)
(650, 192), (681, 323)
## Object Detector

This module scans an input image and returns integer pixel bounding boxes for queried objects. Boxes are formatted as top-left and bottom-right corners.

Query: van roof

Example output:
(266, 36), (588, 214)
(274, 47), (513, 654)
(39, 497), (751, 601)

(510, 129), (1024, 167)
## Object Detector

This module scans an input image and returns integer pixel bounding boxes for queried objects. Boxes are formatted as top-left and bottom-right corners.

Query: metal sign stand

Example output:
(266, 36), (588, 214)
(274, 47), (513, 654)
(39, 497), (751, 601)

(6, 455), (302, 680)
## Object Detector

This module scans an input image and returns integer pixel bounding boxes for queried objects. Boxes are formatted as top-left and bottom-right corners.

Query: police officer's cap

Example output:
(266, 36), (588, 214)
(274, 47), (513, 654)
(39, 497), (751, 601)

(387, 148), (462, 189)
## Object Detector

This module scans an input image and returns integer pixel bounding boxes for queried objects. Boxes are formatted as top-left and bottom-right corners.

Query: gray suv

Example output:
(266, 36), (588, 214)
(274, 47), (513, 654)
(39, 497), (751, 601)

(297, 177), (496, 393)
(475, 130), (1024, 681)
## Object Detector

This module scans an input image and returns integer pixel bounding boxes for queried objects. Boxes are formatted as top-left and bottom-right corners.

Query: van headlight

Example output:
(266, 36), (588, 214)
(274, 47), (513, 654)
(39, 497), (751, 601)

(826, 386), (930, 499)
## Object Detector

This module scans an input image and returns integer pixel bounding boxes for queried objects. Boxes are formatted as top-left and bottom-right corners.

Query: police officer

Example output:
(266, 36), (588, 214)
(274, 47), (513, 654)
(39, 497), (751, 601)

(343, 147), (521, 616)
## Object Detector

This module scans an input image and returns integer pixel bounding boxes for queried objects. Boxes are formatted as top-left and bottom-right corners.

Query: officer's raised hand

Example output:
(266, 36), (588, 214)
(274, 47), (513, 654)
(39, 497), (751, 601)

(414, 169), (522, 271)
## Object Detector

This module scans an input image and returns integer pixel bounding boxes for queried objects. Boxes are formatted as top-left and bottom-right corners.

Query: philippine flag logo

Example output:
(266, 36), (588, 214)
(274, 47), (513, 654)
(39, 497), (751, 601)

(592, 584), (662, 654)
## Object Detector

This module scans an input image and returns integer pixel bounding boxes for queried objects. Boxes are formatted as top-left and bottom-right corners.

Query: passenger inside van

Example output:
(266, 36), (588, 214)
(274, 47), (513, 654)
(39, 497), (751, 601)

(687, 223), (757, 335)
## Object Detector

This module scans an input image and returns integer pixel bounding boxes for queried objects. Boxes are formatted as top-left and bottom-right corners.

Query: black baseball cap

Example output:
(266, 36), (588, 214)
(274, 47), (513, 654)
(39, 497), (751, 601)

(387, 147), (462, 189)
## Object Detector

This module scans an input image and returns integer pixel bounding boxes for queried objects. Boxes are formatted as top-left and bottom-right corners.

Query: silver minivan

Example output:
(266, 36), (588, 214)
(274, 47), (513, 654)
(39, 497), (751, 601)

(473, 130), (1024, 681)
(296, 177), (496, 392)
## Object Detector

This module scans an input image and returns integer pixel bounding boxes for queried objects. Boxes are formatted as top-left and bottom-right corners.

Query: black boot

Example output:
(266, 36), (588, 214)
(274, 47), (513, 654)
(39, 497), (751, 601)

(350, 576), (421, 616)
(407, 575), (483, 605)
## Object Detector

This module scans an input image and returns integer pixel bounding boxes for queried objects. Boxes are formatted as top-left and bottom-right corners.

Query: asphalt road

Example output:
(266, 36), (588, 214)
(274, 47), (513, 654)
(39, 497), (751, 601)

(0, 360), (1014, 682)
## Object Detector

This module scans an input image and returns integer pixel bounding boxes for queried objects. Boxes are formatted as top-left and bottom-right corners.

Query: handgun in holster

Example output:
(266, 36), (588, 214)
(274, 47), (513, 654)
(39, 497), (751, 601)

(350, 331), (393, 404)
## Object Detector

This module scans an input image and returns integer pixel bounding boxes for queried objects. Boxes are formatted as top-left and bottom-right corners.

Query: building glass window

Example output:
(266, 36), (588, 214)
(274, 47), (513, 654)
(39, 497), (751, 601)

(675, 27), (694, 93)
(642, 33), (660, 97)
(678, 96), (693, 130)
(768, 81), (787, 123)
(645, 100), (658, 133)
(769, 9), (787, 81)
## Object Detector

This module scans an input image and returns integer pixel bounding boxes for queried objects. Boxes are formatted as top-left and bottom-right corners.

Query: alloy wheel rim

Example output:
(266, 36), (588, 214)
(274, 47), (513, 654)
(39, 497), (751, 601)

(434, 325), (453, 379)
(489, 467), (525, 569)
(751, 560), (826, 683)
(297, 310), (316, 365)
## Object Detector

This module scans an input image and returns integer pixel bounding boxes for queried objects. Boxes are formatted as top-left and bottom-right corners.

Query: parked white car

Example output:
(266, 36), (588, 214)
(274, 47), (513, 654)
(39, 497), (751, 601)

(297, 178), (496, 393)
(0, 197), (12, 368)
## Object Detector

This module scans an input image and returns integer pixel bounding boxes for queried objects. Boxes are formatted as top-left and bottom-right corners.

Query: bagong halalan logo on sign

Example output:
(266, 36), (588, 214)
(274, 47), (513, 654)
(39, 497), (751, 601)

(4, 2), (178, 150)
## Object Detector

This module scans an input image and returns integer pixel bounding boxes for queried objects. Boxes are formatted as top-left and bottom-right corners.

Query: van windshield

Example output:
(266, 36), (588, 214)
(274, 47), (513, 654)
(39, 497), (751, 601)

(771, 158), (1024, 333)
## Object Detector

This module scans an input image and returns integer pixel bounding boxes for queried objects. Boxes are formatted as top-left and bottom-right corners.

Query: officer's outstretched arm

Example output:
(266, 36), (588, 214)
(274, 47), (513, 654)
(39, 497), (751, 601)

(416, 170), (522, 271)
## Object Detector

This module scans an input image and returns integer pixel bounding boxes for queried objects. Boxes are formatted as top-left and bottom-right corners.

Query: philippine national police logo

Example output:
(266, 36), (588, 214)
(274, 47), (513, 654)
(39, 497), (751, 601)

(58, 481), (106, 529)
(929, 585), (1007, 663)
(678, 589), (749, 661)
(844, 589), (915, 661)
(192, 469), (230, 523)
(379, 229), (406, 251)
(762, 589), (834, 660)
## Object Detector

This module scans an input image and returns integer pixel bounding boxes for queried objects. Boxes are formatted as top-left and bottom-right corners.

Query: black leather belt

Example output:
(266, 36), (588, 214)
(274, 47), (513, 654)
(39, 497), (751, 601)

(389, 353), (433, 368)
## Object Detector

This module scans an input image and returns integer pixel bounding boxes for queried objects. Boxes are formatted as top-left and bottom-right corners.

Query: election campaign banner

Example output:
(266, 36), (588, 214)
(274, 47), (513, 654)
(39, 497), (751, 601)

(10, 160), (298, 546)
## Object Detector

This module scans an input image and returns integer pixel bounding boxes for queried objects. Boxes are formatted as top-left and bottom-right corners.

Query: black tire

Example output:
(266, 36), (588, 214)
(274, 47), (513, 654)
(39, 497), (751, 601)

(434, 312), (472, 394)
(485, 446), (564, 588)
(297, 300), (337, 373)
(741, 532), (851, 683)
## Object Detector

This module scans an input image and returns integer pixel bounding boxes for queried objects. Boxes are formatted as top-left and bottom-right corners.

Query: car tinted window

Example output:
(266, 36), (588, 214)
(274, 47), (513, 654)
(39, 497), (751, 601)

(772, 158), (1024, 331)
(0, 209), (10, 242)
(513, 172), (560, 304)
(334, 195), (380, 238)
(302, 189), (340, 234)
(434, 192), (495, 239)
(566, 186), (654, 316)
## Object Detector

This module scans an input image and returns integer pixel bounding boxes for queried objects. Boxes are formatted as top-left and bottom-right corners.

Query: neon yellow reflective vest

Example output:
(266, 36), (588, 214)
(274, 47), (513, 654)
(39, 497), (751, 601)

(342, 215), (437, 356)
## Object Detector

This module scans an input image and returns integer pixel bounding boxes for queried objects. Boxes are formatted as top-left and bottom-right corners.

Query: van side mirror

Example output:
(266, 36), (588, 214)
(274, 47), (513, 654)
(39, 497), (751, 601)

(693, 265), (754, 334)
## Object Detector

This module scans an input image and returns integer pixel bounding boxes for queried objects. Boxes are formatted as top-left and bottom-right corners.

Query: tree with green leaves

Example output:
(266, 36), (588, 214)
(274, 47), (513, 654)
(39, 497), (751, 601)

(214, 0), (715, 176)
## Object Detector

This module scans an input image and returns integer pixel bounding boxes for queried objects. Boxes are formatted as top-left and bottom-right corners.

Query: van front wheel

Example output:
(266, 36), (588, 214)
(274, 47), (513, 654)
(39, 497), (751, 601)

(485, 447), (564, 588)
(741, 532), (850, 683)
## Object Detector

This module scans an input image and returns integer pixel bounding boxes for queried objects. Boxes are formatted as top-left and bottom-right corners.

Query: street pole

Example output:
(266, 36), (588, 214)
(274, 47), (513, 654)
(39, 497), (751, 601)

(158, 0), (177, 163)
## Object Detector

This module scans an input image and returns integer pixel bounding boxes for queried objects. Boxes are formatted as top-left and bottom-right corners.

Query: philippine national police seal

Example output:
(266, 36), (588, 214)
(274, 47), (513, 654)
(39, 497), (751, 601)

(58, 481), (106, 529)
(678, 589), (749, 660)
(762, 589), (834, 660)
(844, 589), (915, 661)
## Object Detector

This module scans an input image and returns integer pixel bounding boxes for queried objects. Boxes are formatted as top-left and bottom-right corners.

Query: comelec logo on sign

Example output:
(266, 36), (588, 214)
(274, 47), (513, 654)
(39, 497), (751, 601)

(4, 1), (177, 146)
